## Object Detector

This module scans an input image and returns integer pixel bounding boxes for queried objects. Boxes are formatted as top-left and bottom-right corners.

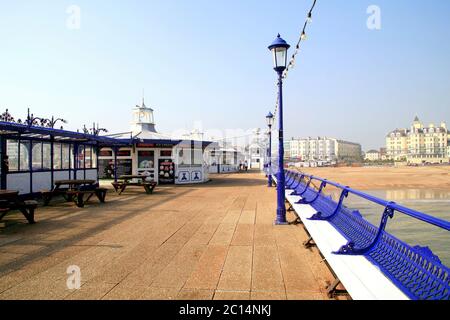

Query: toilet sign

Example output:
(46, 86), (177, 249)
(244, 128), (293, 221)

(191, 171), (202, 181)
(178, 171), (189, 183)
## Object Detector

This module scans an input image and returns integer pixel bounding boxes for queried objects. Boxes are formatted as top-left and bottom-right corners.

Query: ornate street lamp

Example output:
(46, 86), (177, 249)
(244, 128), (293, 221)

(266, 111), (274, 187)
(268, 34), (290, 225)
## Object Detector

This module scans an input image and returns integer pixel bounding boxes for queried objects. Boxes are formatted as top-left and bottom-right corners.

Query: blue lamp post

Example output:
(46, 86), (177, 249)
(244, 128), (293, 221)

(268, 34), (290, 225)
(266, 112), (274, 187)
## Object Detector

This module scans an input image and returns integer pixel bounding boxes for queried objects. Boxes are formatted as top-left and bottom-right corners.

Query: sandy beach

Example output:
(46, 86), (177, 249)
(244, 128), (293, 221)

(293, 166), (450, 190)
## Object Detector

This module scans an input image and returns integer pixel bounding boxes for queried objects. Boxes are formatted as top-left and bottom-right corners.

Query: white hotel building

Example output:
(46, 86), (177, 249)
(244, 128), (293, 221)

(285, 137), (362, 163)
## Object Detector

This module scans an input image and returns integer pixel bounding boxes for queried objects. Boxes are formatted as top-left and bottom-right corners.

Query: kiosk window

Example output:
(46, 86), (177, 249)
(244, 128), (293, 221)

(19, 141), (30, 171)
(6, 140), (19, 171)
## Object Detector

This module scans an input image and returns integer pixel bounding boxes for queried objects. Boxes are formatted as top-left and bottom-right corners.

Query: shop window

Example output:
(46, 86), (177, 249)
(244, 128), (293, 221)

(6, 139), (19, 171)
(62, 144), (71, 169)
(177, 148), (191, 166)
(70, 145), (75, 169)
(53, 143), (62, 169)
(192, 149), (203, 165)
(85, 146), (92, 169)
(138, 151), (154, 169)
(32, 142), (42, 170)
(42, 143), (51, 170)
(77, 145), (85, 169)
(19, 141), (30, 171)
(92, 148), (97, 169)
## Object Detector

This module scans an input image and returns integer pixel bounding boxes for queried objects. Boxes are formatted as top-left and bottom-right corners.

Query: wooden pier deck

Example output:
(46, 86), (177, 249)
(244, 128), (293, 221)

(0, 172), (337, 300)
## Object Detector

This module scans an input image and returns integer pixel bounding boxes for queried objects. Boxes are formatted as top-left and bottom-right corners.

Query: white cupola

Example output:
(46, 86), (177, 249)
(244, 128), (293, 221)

(131, 97), (157, 135)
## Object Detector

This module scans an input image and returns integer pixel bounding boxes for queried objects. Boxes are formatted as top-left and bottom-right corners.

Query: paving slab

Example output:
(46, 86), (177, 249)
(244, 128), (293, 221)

(217, 245), (252, 291)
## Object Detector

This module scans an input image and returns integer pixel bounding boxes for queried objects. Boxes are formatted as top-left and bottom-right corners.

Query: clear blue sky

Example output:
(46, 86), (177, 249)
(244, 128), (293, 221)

(1, 0), (449, 150)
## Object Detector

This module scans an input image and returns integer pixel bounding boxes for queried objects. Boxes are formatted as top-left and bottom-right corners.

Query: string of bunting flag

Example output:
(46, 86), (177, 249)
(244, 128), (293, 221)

(271, 0), (317, 125)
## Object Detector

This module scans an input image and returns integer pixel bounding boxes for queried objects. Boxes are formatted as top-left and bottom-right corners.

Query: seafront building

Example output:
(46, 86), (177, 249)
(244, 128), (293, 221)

(365, 150), (380, 161)
(386, 116), (450, 164)
(246, 128), (268, 170)
(284, 137), (362, 163)
(205, 145), (246, 173)
(364, 148), (388, 162)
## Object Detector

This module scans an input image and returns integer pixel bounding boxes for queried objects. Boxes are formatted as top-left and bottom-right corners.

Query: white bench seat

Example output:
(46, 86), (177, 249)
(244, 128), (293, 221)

(285, 189), (409, 300)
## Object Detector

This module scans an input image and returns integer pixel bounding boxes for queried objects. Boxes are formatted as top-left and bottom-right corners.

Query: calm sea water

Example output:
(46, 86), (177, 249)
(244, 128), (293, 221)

(326, 189), (450, 267)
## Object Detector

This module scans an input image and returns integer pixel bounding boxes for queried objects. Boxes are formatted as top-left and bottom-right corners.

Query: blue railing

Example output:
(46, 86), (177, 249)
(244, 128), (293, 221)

(266, 165), (450, 300)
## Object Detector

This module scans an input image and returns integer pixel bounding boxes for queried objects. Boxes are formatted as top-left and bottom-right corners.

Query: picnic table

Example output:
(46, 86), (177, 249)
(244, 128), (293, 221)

(0, 190), (38, 224)
(111, 175), (157, 195)
(41, 179), (107, 208)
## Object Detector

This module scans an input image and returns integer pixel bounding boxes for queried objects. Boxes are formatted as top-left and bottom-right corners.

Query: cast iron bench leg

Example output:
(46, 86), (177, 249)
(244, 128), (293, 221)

(326, 278), (348, 298)
(19, 207), (36, 224)
(95, 189), (107, 203)
(112, 183), (120, 193)
(119, 185), (126, 195)
(303, 236), (316, 248)
(0, 209), (9, 221)
(85, 193), (94, 203)
(63, 193), (74, 202)
(75, 194), (85, 208)
(41, 191), (57, 206)
(289, 216), (302, 225)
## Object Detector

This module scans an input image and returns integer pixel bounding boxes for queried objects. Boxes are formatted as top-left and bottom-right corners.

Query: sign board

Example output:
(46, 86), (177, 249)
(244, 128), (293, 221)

(158, 158), (175, 184)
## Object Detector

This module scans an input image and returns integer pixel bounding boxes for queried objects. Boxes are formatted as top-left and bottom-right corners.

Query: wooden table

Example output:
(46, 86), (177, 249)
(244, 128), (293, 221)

(112, 175), (157, 195)
(54, 179), (96, 191)
(0, 190), (19, 201)
(42, 180), (107, 208)
(0, 190), (37, 224)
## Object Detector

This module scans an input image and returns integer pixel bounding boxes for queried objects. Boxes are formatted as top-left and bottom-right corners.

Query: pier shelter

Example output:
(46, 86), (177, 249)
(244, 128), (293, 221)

(0, 118), (126, 195)
(0, 101), (216, 194)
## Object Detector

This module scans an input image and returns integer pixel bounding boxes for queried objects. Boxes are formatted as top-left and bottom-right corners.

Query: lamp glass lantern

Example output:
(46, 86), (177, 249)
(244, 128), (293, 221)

(268, 34), (291, 72)
(266, 112), (274, 127)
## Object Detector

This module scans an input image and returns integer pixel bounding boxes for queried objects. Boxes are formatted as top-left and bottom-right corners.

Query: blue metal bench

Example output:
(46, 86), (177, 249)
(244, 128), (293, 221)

(282, 169), (450, 300)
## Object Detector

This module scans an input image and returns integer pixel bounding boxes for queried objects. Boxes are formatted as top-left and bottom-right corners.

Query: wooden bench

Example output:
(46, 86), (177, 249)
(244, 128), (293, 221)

(112, 180), (157, 195)
(41, 179), (104, 207)
(65, 188), (107, 208)
(41, 188), (71, 205)
(0, 192), (38, 224)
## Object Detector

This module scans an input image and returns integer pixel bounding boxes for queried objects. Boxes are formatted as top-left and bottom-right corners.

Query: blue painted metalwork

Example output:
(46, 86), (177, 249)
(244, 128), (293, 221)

(288, 173), (304, 193)
(281, 169), (450, 300)
(0, 121), (127, 146)
(268, 34), (290, 225)
(268, 34), (291, 73)
(274, 72), (287, 224)
(266, 112), (273, 187)
(285, 171), (298, 188)
(294, 176), (313, 198)
(297, 180), (327, 205)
